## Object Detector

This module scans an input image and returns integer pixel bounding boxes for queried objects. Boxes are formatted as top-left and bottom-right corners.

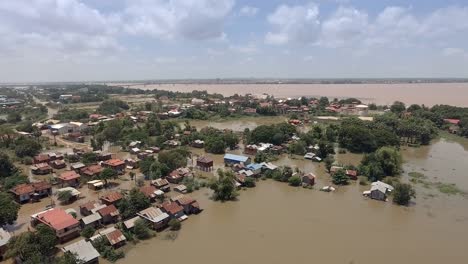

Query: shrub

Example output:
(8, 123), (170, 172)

(169, 219), (181, 231)
(288, 176), (301, 186)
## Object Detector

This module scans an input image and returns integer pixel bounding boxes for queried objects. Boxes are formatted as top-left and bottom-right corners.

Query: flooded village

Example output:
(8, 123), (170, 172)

(0, 84), (468, 264)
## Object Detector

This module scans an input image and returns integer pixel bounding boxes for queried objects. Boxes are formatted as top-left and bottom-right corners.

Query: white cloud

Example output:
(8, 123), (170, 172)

(123, 0), (235, 40)
(265, 4), (468, 49)
(0, 0), (121, 56)
(320, 7), (368, 47)
(265, 2), (320, 45)
(239, 6), (258, 17)
(303, 55), (314, 61)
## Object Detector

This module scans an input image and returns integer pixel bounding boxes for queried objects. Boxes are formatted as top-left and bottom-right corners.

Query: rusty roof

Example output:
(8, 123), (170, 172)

(59, 171), (80, 181)
(10, 184), (35, 195)
(162, 201), (184, 215)
(140, 185), (157, 198)
(97, 204), (119, 217)
(101, 192), (123, 203)
(105, 228), (126, 245)
(103, 159), (125, 167)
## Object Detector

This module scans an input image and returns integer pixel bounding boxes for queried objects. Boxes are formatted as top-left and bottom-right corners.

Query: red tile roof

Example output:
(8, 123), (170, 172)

(444, 119), (460, 125)
(81, 165), (103, 176)
(103, 159), (125, 167)
(59, 171), (80, 181)
(10, 184), (35, 195)
(36, 208), (79, 230)
(80, 200), (99, 211)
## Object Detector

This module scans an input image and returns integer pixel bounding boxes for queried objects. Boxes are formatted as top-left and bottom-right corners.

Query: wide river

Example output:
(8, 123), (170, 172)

(111, 82), (468, 107)
(108, 119), (468, 264)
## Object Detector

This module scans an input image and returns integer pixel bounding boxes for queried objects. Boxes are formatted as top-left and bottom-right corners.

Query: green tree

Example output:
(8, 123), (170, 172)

(210, 170), (238, 201)
(14, 137), (42, 158)
(0, 153), (18, 178)
(80, 226), (95, 239)
(57, 190), (73, 204)
(244, 177), (256, 188)
(168, 219), (181, 231)
(288, 176), (301, 186)
(392, 183), (416, 206)
(332, 169), (350, 185)
(0, 192), (20, 226)
(7, 112), (22, 123)
(390, 101), (406, 114)
(55, 252), (84, 264)
(117, 188), (151, 220)
(133, 219), (152, 240)
(99, 167), (118, 186)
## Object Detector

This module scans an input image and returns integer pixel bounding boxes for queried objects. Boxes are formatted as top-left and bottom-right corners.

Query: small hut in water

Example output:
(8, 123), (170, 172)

(196, 156), (213, 171)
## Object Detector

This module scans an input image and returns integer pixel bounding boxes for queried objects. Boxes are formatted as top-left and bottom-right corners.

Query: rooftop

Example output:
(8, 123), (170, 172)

(101, 192), (123, 203)
(224, 153), (249, 162)
(137, 207), (169, 223)
(62, 240), (100, 263)
(35, 208), (79, 230)
(59, 171), (80, 181)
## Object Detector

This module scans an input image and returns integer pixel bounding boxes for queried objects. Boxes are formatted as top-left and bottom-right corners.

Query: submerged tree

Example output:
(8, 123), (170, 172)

(392, 183), (416, 206)
(210, 170), (238, 201)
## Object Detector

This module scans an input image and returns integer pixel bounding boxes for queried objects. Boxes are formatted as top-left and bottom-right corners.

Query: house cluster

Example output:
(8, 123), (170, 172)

(26, 182), (202, 263)
(31, 152), (65, 175)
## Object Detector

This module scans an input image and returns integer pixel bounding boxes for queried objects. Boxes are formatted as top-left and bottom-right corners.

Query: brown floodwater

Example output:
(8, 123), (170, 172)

(111, 129), (468, 264)
(120, 83), (468, 107)
(7, 118), (468, 264)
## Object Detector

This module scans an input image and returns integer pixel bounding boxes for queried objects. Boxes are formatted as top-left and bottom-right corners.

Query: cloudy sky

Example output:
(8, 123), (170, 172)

(1, 0), (468, 82)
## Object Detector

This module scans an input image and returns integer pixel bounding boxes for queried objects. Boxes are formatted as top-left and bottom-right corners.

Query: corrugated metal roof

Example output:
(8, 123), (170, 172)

(224, 154), (249, 162)
(137, 207), (169, 223)
(62, 240), (100, 263)
(81, 213), (102, 225)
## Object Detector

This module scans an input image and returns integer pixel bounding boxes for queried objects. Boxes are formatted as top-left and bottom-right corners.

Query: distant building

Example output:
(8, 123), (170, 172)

(224, 154), (251, 165)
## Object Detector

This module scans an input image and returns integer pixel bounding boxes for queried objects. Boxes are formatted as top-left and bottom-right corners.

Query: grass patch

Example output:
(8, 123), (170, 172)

(408, 171), (427, 179)
(434, 182), (466, 195)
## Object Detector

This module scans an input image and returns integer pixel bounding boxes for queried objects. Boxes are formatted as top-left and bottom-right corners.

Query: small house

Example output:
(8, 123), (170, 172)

(173, 195), (201, 215)
(97, 205), (120, 224)
(80, 200), (102, 216)
(245, 163), (263, 176)
(96, 152), (112, 161)
(58, 171), (81, 187)
(31, 208), (80, 243)
(123, 216), (141, 230)
(100, 192), (123, 206)
(31, 163), (53, 175)
(125, 158), (138, 169)
(196, 156), (213, 171)
(366, 181), (395, 201)
(137, 207), (170, 230)
(345, 170), (358, 180)
(174, 185), (187, 194)
(80, 213), (102, 228)
(50, 159), (66, 169)
(87, 180), (104, 190)
(70, 162), (86, 172)
(80, 165), (103, 178)
(102, 159), (126, 173)
(56, 187), (81, 202)
(244, 145), (258, 155)
(301, 173), (316, 186)
(192, 139), (204, 148)
(161, 201), (185, 219)
(140, 185), (158, 201)
(62, 239), (100, 264)
(167, 167), (192, 184)
(10, 181), (51, 203)
(224, 154), (251, 165)
(151, 178), (170, 192)
(100, 227), (126, 248)
(33, 154), (50, 164)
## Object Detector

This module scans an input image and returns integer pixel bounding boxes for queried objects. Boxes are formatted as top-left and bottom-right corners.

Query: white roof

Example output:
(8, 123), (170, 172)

(175, 185), (187, 191)
(123, 216), (141, 229)
(0, 228), (11, 247)
(91, 204), (107, 214)
(371, 181), (394, 192)
(57, 187), (81, 196)
(50, 123), (69, 129)
(81, 213), (102, 225)
(137, 207), (169, 223)
(62, 240), (100, 263)
(260, 162), (278, 170)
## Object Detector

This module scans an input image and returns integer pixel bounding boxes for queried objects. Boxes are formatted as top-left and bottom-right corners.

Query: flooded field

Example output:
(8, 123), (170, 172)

(117, 82), (468, 107)
(181, 116), (288, 132)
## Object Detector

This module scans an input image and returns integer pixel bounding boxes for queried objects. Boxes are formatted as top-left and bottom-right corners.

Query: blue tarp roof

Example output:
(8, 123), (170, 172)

(246, 163), (262, 170)
(224, 154), (249, 162)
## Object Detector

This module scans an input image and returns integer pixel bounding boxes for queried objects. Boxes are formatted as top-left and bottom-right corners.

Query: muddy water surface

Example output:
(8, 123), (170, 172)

(113, 130), (468, 264)
(121, 83), (468, 107)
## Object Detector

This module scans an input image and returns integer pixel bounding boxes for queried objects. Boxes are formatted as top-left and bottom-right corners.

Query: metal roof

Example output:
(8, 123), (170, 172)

(62, 240), (100, 263)
(81, 213), (102, 225)
(224, 154), (249, 162)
